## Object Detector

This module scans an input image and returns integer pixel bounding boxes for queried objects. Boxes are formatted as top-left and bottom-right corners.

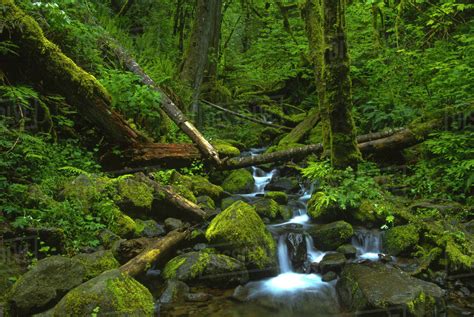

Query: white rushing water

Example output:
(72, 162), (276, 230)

(352, 228), (383, 260)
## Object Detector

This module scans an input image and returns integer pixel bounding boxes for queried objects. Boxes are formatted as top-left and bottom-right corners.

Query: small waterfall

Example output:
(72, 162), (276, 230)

(278, 235), (292, 273)
(352, 228), (383, 260)
(252, 167), (276, 194)
(305, 235), (326, 263)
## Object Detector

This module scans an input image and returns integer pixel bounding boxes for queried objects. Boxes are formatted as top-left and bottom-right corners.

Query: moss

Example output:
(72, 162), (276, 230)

(309, 220), (354, 250)
(171, 183), (197, 203)
(307, 191), (342, 221)
(112, 210), (140, 238)
(117, 178), (154, 209)
(221, 169), (255, 194)
(190, 252), (211, 278)
(205, 201), (276, 270)
(265, 143), (305, 154)
(446, 241), (473, 269)
(212, 139), (241, 157)
(106, 274), (154, 315)
(171, 171), (223, 200)
(162, 257), (187, 279)
(251, 198), (280, 219)
(383, 224), (419, 256)
(73, 250), (120, 279)
(264, 191), (288, 205)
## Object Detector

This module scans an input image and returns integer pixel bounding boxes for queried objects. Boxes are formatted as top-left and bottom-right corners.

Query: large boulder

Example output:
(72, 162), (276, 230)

(52, 269), (154, 316)
(286, 232), (307, 272)
(73, 250), (119, 279)
(308, 221), (354, 251)
(319, 253), (346, 274)
(337, 263), (445, 316)
(205, 201), (276, 272)
(383, 224), (420, 256)
(264, 191), (288, 204)
(267, 176), (299, 193)
(7, 256), (87, 315)
(211, 139), (241, 157)
(162, 251), (248, 287)
(171, 171), (223, 201)
(222, 169), (255, 194)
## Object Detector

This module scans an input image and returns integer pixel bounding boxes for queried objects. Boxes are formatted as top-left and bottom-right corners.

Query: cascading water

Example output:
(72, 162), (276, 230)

(352, 228), (384, 260)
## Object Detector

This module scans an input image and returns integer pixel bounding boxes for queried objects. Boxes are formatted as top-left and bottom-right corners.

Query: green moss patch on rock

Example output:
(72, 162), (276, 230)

(308, 221), (354, 251)
(162, 251), (248, 287)
(73, 250), (119, 279)
(52, 269), (154, 316)
(383, 224), (419, 256)
(205, 201), (276, 271)
(250, 198), (280, 219)
(170, 171), (223, 201)
(7, 256), (87, 316)
(222, 169), (255, 194)
(117, 177), (154, 209)
(307, 192), (344, 222)
(212, 139), (241, 157)
(264, 191), (288, 204)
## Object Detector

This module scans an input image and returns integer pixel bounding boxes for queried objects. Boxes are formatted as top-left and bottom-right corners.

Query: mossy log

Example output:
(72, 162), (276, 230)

(1, 0), (143, 147)
(278, 109), (320, 145)
(120, 229), (190, 277)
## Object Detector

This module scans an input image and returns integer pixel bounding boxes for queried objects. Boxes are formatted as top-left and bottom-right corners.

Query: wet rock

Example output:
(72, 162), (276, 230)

(136, 219), (165, 238)
(232, 285), (249, 302)
(193, 243), (208, 251)
(320, 253), (346, 274)
(159, 280), (189, 304)
(220, 196), (243, 210)
(98, 229), (121, 248)
(0, 260), (23, 302)
(250, 198), (280, 219)
(205, 201), (277, 274)
(310, 262), (320, 274)
(222, 169), (255, 194)
(52, 269), (154, 316)
(267, 177), (299, 193)
(171, 171), (223, 201)
(185, 292), (211, 302)
(20, 227), (66, 255)
(322, 271), (337, 282)
(379, 253), (393, 263)
(162, 251), (249, 287)
(286, 232), (307, 272)
(164, 218), (184, 231)
(383, 224), (419, 256)
(7, 256), (87, 315)
(336, 244), (357, 259)
(307, 192), (341, 222)
(308, 221), (354, 251)
(279, 205), (293, 220)
(264, 191), (288, 204)
(337, 262), (445, 316)
(73, 250), (119, 279)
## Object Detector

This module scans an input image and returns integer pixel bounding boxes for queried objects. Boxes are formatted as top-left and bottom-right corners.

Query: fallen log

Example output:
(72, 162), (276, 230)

(1, 0), (145, 147)
(200, 99), (292, 131)
(119, 229), (190, 277)
(109, 42), (222, 165)
(135, 173), (207, 221)
(278, 109), (320, 145)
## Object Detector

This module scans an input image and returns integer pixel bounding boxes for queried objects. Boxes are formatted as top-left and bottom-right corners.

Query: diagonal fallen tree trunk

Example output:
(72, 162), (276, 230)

(120, 228), (190, 277)
(109, 42), (222, 165)
(278, 109), (320, 145)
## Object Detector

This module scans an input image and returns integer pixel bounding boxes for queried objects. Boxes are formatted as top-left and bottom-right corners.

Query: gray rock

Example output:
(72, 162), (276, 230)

(286, 232), (307, 272)
(336, 244), (357, 259)
(336, 263), (445, 316)
(185, 292), (211, 302)
(8, 256), (86, 315)
(308, 221), (354, 251)
(164, 218), (184, 231)
(136, 219), (165, 238)
(159, 280), (189, 304)
(322, 271), (337, 282)
(267, 177), (299, 193)
(320, 253), (346, 274)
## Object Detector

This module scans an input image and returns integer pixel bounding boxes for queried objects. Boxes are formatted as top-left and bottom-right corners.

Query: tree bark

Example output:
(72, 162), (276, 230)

(119, 229), (190, 277)
(322, 0), (361, 167)
(110, 43), (222, 165)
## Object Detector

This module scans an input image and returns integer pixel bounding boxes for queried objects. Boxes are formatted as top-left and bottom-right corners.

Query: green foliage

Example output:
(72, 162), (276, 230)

(406, 131), (474, 201)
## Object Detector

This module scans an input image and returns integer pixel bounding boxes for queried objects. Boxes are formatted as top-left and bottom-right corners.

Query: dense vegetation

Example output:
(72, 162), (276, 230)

(0, 0), (472, 316)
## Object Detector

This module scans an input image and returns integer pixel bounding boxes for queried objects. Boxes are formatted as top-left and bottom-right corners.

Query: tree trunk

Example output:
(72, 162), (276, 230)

(321, 0), (361, 167)
(179, 0), (223, 111)
(1, 0), (145, 147)
(278, 109), (320, 145)
(119, 229), (190, 277)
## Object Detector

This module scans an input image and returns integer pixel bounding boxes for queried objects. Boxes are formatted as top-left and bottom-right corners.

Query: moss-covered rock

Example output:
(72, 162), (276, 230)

(222, 169), (255, 194)
(220, 196), (242, 210)
(212, 139), (241, 157)
(162, 251), (248, 287)
(264, 191), (288, 204)
(307, 192), (343, 222)
(7, 256), (87, 315)
(135, 219), (165, 238)
(205, 201), (276, 271)
(73, 250), (119, 280)
(319, 252), (346, 274)
(336, 263), (444, 316)
(111, 210), (141, 238)
(308, 221), (354, 251)
(171, 183), (197, 203)
(279, 205), (293, 220)
(267, 176), (300, 193)
(0, 261), (23, 304)
(353, 199), (384, 225)
(171, 171), (223, 201)
(383, 224), (419, 256)
(197, 195), (216, 212)
(117, 177), (154, 210)
(52, 269), (154, 316)
(250, 198), (280, 219)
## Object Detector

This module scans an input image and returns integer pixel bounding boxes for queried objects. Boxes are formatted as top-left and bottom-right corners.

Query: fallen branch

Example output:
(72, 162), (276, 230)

(278, 109), (320, 145)
(119, 229), (190, 277)
(109, 42), (222, 165)
(200, 99), (292, 131)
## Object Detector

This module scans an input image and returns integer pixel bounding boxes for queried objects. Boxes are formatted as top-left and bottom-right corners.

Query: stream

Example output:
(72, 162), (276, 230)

(161, 148), (395, 316)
